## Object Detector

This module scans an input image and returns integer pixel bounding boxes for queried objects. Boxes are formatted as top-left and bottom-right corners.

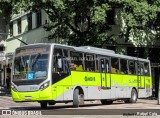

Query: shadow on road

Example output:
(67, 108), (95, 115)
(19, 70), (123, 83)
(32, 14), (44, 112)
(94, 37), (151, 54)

(9, 101), (129, 111)
(10, 103), (110, 110)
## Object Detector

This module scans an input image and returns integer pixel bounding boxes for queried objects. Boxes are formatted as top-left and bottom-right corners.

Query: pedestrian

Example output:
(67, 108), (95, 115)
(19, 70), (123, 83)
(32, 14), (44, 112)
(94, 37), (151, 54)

(6, 76), (10, 91)
(6, 65), (11, 91)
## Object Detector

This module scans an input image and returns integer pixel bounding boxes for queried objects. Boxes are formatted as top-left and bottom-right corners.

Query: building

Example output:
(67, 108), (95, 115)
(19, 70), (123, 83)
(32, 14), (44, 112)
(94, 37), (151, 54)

(0, 13), (7, 86)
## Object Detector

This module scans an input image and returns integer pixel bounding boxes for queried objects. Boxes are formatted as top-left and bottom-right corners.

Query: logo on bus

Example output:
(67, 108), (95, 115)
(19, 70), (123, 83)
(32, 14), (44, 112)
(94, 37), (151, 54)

(129, 80), (140, 83)
(84, 76), (95, 81)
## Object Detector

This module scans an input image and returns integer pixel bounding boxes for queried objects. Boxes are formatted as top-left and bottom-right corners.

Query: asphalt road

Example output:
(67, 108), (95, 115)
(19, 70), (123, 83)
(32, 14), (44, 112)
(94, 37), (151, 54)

(0, 95), (160, 117)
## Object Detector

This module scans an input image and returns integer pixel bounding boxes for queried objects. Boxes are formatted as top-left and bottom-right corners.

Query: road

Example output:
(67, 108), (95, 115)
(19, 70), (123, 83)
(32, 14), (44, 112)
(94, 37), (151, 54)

(0, 95), (160, 118)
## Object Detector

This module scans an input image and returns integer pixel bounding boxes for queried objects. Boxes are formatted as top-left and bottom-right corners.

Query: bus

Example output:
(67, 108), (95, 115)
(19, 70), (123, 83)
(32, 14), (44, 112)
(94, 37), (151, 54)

(11, 43), (152, 108)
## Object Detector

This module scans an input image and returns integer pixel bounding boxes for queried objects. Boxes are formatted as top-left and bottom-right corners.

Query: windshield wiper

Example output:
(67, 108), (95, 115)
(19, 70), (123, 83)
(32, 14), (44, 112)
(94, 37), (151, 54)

(21, 56), (26, 68)
(30, 53), (41, 69)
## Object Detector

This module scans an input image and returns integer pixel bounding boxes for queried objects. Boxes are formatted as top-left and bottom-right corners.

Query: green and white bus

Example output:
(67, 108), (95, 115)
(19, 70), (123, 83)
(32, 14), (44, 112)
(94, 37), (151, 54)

(11, 43), (152, 108)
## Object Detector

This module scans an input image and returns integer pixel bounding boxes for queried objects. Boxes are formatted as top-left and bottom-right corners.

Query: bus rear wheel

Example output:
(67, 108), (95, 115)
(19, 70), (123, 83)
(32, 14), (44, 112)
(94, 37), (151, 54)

(125, 89), (137, 103)
(101, 100), (113, 105)
(40, 102), (47, 109)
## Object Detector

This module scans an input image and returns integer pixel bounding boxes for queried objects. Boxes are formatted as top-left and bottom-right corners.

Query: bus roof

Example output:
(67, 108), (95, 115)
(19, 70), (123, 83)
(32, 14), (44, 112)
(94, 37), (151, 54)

(79, 46), (115, 54)
(16, 43), (149, 62)
(52, 43), (149, 62)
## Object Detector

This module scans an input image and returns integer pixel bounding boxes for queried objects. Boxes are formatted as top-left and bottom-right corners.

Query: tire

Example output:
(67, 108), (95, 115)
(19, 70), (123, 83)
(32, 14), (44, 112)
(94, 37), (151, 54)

(101, 100), (113, 105)
(40, 102), (47, 109)
(73, 89), (82, 108)
(125, 89), (138, 103)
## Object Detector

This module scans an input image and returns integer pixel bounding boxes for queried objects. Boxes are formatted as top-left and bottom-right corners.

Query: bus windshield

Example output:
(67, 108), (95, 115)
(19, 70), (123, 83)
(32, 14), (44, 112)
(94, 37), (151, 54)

(13, 46), (50, 81)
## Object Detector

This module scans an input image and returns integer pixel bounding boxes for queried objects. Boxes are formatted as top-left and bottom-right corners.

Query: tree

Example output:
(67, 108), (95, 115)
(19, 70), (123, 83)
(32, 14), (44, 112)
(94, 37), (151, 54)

(0, 0), (115, 46)
(0, 0), (13, 23)
(0, 0), (160, 47)
(109, 0), (160, 46)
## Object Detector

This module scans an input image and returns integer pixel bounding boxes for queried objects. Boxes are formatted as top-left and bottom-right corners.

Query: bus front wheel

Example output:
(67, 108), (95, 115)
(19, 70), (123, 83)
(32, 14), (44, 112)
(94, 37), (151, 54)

(73, 88), (84, 108)
(73, 89), (79, 108)
(40, 102), (47, 109)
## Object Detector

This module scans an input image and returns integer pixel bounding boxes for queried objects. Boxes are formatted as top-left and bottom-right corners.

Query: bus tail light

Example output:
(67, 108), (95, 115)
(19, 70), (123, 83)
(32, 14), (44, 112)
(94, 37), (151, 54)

(39, 81), (50, 90)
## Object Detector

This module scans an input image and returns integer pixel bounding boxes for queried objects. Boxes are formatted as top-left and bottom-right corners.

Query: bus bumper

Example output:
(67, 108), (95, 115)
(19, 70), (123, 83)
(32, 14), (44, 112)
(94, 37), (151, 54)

(11, 86), (53, 102)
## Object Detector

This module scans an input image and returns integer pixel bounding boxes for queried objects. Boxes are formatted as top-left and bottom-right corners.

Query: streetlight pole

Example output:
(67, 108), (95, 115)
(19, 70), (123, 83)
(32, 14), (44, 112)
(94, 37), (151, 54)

(0, 32), (28, 45)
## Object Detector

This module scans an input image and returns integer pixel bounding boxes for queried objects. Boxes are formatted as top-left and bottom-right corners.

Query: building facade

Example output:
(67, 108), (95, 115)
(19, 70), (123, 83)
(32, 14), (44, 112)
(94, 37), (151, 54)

(0, 13), (7, 86)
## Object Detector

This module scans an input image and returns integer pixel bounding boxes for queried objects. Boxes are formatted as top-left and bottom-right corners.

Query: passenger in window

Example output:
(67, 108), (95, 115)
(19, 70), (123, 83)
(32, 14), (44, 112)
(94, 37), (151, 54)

(111, 66), (117, 73)
(74, 61), (83, 71)
(69, 63), (76, 70)
(140, 67), (143, 75)
(111, 60), (119, 73)
(137, 67), (143, 75)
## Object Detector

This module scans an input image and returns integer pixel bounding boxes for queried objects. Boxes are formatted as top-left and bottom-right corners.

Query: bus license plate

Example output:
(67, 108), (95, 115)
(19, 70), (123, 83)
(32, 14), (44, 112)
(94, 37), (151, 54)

(25, 96), (32, 100)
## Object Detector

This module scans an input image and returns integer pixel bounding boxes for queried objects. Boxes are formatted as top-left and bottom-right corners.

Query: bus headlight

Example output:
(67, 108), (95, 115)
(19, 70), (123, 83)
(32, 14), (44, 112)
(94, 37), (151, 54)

(11, 84), (18, 91)
(39, 81), (50, 90)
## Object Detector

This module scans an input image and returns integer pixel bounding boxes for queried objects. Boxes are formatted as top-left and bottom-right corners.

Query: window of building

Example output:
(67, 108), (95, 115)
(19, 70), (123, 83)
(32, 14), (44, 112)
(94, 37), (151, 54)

(27, 13), (32, 31)
(9, 22), (13, 35)
(106, 8), (115, 25)
(0, 46), (5, 51)
(70, 51), (83, 71)
(84, 54), (95, 71)
(120, 59), (128, 74)
(36, 10), (42, 28)
(128, 61), (136, 75)
(111, 57), (119, 73)
(17, 18), (21, 34)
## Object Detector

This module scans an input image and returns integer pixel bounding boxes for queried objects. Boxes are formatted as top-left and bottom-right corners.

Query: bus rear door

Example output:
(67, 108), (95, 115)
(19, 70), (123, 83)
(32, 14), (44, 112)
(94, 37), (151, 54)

(100, 58), (111, 98)
(137, 62), (145, 89)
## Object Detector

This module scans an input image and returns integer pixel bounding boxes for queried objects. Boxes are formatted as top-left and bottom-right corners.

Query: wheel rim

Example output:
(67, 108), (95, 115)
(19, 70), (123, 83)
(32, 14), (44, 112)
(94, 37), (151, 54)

(132, 91), (137, 101)
(79, 94), (84, 104)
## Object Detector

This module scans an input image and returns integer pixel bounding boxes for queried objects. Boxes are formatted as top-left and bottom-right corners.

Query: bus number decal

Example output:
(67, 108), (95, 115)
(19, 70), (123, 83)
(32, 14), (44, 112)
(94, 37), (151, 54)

(84, 76), (95, 81)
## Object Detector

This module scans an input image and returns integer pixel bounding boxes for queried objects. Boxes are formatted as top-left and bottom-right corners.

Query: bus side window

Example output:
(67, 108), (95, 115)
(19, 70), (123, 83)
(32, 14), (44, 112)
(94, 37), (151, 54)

(84, 54), (95, 72)
(70, 51), (83, 71)
(128, 61), (136, 75)
(53, 48), (63, 73)
(62, 49), (70, 73)
(137, 62), (144, 75)
(111, 57), (119, 73)
(144, 62), (150, 76)
(120, 59), (128, 74)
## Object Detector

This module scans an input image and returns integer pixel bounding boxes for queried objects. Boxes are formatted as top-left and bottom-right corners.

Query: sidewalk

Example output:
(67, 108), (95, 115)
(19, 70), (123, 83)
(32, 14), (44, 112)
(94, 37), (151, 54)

(0, 85), (11, 96)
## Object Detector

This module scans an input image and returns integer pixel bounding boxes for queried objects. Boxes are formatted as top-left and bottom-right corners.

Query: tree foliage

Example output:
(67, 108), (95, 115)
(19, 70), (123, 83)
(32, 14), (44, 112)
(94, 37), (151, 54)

(0, 0), (160, 46)
(109, 0), (160, 46)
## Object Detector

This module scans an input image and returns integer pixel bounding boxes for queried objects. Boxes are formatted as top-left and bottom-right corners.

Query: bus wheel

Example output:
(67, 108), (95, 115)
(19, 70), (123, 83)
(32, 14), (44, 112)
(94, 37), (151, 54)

(73, 89), (84, 108)
(125, 89), (137, 103)
(40, 102), (47, 109)
(101, 100), (113, 105)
